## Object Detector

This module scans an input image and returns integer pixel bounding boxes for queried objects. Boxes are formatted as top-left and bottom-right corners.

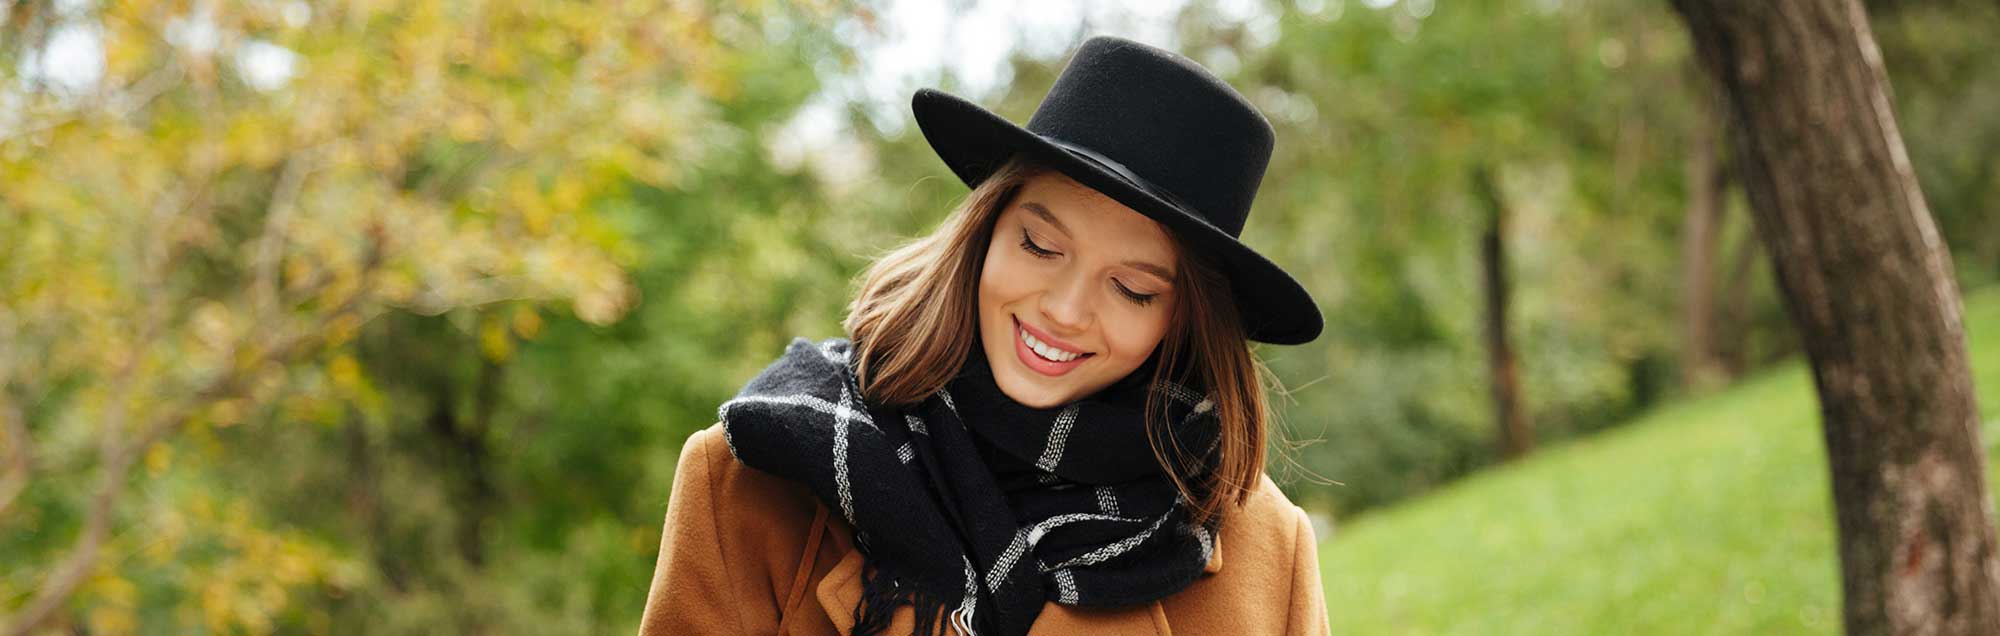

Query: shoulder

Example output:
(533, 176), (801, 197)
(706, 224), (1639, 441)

(670, 422), (829, 580)
(1229, 472), (1313, 544)
(1219, 471), (1316, 580)
(675, 422), (824, 530)
(649, 423), (840, 635)
(1159, 471), (1318, 631)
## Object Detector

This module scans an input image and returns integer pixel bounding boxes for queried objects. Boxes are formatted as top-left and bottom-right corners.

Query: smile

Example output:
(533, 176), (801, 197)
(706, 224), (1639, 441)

(1013, 316), (1094, 376)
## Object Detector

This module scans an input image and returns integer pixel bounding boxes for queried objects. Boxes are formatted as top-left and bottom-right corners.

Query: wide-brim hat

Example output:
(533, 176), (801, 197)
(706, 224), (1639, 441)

(912, 35), (1322, 345)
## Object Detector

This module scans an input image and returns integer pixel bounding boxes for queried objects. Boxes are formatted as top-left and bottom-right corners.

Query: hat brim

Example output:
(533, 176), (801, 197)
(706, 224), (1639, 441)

(912, 88), (1323, 345)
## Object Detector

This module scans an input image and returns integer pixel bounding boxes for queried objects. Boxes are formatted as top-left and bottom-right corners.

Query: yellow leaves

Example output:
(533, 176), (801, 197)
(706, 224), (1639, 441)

(191, 300), (237, 354)
(511, 306), (543, 340)
(790, 0), (841, 19)
(388, 11), (449, 88)
(480, 315), (513, 362)
(549, 174), (588, 222)
(691, 63), (742, 102)
(85, 574), (139, 635)
(103, 18), (160, 80)
(502, 173), (552, 236)
(142, 498), (188, 565)
(325, 311), (364, 347)
(4, 0), (769, 622)
(88, 603), (139, 636)
(147, 443), (175, 475)
(448, 31), (480, 66)
(327, 354), (362, 393)
(173, 493), (349, 636)
(281, 392), (339, 428)
(207, 398), (246, 428)
(448, 108), (490, 142)
(93, 573), (138, 606)
(571, 266), (636, 326)
(318, 352), (383, 423)
(225, 113), (288, 170)
(365, 140), (403, 173)
(479, 46), (523, 78)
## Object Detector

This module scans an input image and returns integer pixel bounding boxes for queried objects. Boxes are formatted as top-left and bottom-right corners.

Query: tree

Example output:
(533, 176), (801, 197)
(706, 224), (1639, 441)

(1668, 1), (2000, 634)
(1471, 165), (1533, 459)
(1678, 76), (1733, 392)
(1227, 0), (1716, 510)
(0, 1), (785, 632)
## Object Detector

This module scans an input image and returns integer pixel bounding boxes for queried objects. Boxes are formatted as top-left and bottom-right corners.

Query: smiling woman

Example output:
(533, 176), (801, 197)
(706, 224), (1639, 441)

(640, 35), (1330, 636)
(847, 154), (1271, 527)
(979, 174), (1179, 406)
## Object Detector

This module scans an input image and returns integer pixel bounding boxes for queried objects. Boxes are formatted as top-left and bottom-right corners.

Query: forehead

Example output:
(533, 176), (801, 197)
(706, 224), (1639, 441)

(1011, 172), (1178, 259)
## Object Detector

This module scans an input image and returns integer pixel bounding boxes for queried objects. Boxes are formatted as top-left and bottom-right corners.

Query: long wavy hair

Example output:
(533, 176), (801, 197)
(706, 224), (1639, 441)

(842, 155), (1282, 528)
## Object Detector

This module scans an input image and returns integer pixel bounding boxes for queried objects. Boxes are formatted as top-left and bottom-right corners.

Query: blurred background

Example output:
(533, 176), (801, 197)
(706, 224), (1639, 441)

(2, 0), (1997, 633)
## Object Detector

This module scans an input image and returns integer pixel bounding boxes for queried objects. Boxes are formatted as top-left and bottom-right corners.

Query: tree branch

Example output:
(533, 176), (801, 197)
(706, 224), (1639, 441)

(252, 153), (318, 316)
(0, 396), (28, 519)
(0, 237), (383, 636)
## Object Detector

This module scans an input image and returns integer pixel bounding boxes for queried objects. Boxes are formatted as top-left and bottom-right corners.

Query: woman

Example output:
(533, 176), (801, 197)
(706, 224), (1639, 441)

(639, 36), (1329, 636)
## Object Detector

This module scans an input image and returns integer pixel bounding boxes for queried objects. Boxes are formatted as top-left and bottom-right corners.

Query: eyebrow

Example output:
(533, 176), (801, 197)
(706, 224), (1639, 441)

(1020, 201), (1178, 283)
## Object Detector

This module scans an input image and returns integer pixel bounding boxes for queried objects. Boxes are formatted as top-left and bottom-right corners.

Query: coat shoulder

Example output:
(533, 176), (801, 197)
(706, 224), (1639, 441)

(1218, 471), (1315, 564)
(680, 421), (829, 548)
(681, 421), (818, 512)
(1241, 472), (1311, 536)
(1158, 471), (1322, 634)
(649, 422), (844, 635)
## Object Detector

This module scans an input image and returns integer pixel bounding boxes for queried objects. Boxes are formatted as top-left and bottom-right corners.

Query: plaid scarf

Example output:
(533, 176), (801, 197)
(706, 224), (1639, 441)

(718, 337), (1222, 636)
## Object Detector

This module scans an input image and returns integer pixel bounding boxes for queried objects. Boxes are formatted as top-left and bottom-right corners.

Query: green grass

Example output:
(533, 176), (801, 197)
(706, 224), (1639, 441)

(1321, 285), (2000, 635)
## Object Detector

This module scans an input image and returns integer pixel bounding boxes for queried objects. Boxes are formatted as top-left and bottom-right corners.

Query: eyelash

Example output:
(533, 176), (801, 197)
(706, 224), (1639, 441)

(1018, 228), (1158, 307)
(1018, 228), (1058, 259)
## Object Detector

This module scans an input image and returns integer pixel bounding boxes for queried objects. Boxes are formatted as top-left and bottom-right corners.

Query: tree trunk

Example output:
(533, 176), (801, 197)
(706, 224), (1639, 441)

(1680, 79), (1731, 392)
(1472, 165), (1532, 460)
(1717, 220), (1762, 377)
(1669, 1), (2000, 635)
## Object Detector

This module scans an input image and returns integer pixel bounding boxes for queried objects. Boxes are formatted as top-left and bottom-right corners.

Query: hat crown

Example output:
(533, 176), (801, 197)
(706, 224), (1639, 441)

(1024, 36), (1275, 237)
(906, 36), (1322, 344)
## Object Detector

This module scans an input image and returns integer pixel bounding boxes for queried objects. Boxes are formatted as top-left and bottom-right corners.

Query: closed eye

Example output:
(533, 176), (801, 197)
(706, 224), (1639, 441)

(1114, 280), (1157, 306)
(1019, 228), (1059, 259)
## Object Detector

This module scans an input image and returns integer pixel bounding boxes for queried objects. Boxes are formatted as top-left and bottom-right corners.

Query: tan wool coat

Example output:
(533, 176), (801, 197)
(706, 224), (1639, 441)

(638, 422), (1331, 636)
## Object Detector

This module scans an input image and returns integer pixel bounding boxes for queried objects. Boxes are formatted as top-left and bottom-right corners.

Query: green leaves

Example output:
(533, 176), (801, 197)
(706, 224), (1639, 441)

(1, 1), (825, 632)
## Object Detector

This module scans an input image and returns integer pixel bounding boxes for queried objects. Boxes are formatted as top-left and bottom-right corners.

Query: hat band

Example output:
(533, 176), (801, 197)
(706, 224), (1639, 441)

(1042, 136), (1204, 225)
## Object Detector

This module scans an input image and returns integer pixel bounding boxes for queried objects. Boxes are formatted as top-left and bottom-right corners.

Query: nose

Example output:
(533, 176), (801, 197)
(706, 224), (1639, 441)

(1038, 268), (1093, 336)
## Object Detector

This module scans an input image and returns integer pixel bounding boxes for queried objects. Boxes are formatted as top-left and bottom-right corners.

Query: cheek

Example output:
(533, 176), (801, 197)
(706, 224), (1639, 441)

(1102, 304), (1173, 364)
(979, 244), (1036, 305)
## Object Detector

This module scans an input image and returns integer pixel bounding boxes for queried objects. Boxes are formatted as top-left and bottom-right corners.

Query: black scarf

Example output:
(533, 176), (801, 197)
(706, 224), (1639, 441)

(718, 337), (1223, 636)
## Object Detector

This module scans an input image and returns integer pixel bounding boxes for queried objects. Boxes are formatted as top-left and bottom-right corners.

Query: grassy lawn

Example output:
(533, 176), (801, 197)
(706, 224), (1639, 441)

(1320, 285), (2000, 635)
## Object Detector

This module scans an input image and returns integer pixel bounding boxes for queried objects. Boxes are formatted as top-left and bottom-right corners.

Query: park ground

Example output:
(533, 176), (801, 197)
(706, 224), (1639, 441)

(1321, 285), (2000, 635)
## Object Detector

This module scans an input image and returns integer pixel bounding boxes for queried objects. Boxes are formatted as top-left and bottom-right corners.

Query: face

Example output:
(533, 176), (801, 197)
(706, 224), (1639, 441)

(977, 171), (1179, 408)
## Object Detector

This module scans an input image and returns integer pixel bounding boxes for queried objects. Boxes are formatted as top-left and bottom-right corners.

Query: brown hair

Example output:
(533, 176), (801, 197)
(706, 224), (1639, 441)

(842, 156), (1277, 528)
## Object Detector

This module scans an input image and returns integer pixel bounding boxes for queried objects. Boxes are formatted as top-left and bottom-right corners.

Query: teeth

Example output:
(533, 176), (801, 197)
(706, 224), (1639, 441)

(1020, 326), (1082, 362)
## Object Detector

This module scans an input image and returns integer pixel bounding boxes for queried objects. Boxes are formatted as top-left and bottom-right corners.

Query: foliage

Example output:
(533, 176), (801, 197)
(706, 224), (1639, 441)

(1, 0), (1994, 632)
(1179, 0), (1769, 511)
(1872, 0), (2000, 285)
(1319, 285), (2000, 634)
(0, 0), (847, 632)
(1173, 0), (1989, 514)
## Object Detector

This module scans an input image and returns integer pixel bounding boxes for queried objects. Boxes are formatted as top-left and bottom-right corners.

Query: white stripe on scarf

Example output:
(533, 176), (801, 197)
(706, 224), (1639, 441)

(1033, 404), (1081, 471)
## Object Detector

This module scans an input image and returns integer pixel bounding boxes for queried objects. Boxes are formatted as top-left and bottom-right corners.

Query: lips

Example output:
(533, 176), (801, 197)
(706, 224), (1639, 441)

(1013, 316), (1094, 377)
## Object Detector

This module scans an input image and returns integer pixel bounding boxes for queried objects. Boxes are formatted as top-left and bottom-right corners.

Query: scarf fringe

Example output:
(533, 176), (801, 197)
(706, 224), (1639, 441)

(854, 556), (971, 636)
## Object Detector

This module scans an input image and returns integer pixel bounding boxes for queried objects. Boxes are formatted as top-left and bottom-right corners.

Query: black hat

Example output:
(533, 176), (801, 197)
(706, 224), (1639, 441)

(912, 35), (1323, 345)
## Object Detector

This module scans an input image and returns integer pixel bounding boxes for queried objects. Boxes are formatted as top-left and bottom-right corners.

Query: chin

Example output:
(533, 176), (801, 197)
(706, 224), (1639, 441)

(982, 341), (1081, 408)
(996, 373), (1070, 409)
